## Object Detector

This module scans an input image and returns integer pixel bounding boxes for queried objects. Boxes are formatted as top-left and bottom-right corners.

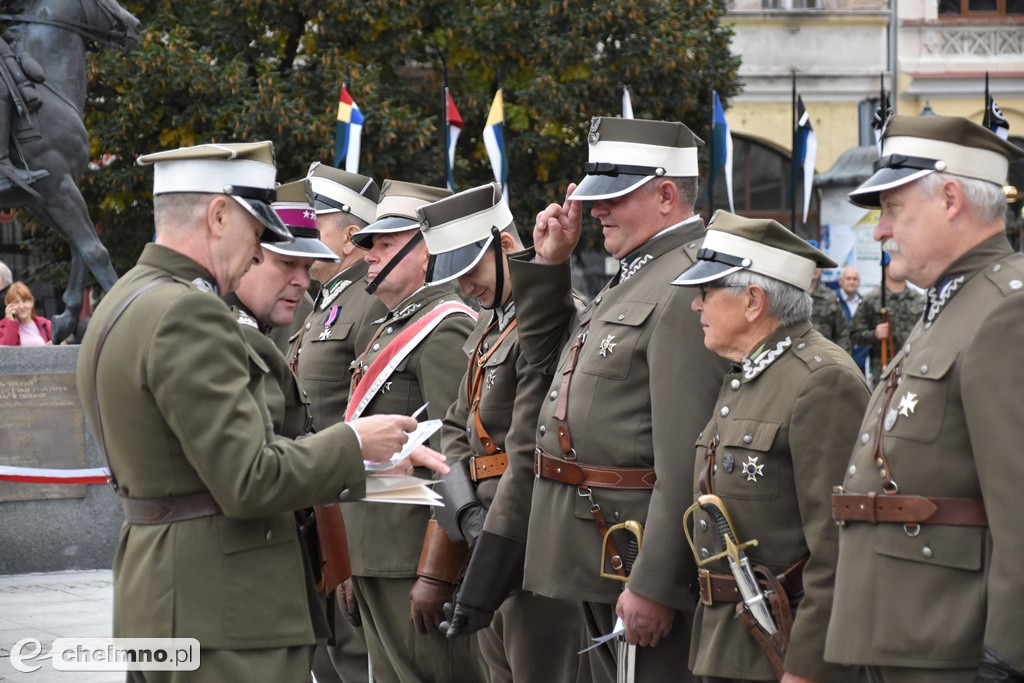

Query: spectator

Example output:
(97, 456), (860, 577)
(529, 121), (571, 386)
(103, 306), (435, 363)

(1, 281), (52, 345)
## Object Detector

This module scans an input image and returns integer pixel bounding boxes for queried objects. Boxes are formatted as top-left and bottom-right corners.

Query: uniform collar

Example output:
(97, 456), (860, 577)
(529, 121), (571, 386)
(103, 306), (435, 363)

(495, 298), (516, 331)
(139, 243), (219, 294)
(739, 320), (812, 382)
(924, 234), (1013, 325)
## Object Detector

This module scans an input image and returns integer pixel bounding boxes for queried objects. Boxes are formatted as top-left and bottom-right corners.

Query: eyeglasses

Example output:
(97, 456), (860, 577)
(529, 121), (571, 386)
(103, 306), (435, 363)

(696, 283), (745, 302)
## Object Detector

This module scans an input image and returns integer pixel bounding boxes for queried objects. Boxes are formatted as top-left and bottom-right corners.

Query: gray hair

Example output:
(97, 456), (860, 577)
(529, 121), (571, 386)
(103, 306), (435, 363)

(720, 270), (811, 327)
(0, 260), (11, 288)
(916, 172), (1007, 224)
(153, 192), (215, 234)
(645, 175), (699, 209)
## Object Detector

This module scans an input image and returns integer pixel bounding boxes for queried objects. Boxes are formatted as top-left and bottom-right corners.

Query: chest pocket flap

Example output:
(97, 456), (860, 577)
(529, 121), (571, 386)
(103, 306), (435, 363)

(314, 321), (353, 343)
(721, 418), (781, 452)
(887, 347), (957, 443)
(596, 301), (656, 327)
(901, 347), (958, 382)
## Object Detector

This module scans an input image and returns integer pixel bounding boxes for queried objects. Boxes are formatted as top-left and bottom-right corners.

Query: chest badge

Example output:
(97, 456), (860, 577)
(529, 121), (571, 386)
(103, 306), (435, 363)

(485, 368), (497, 391)
(318, 305), (340, 341)
(897, 392), (918, 417)
(598, 334), (617, 357)
(741, 456), (765, 482)
(721, 452), (735, 474)
(884, 407), (899, 432)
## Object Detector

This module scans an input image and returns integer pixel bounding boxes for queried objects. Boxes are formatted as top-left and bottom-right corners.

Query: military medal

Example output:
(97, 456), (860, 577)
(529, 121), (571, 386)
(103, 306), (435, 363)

(897, 392), (918, 417)
(884, 407), (899, 431)
(318, 305), (340, 341)
(721, 452), (735, 474)
(485, 368), (497, 391)
(598, 334), (617, 357)
(741, 456), (764, 482)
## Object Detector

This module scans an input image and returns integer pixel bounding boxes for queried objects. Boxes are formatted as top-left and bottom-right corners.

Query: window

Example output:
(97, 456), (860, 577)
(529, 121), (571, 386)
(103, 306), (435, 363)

(939, 0), (1024, 15)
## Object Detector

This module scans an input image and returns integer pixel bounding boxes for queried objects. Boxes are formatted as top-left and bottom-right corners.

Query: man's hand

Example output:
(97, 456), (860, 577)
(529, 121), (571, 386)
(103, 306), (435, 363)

(349, 414), (417, 463)
(615, 587), (673, 648)
(457, 504), (486, 549)
(409, 576), (454, 635)
(780, 674), (817, 683)
(440, 600), (495, 638)
(337, 579), (361, 627)
(874, 321), (890, 341)
(378, 444), (450, 476)
(533, 182), (583, 265)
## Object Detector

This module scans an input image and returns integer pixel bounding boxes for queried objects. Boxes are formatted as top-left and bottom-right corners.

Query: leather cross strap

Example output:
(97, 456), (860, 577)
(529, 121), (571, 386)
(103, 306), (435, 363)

(534, 448), (656, 490)
(121, 491), (222, 524)
(555, 325), (588, 455)
(467, 317), (518, 457)
(832, 491), (988, 527)
(697, 556), (807, 606)
(468, 453), (507, 482)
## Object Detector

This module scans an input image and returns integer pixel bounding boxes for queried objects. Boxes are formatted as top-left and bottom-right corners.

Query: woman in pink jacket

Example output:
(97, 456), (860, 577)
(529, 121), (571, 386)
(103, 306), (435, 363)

(1, 281), (52, 346)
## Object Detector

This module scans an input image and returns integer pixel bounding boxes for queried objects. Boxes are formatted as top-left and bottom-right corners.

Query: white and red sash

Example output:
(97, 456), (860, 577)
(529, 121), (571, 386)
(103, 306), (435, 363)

(346, 301), (476, 420)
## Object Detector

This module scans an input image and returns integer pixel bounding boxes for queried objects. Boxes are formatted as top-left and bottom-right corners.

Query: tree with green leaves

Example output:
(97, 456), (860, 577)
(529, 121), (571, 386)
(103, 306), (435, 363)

(26, 0), (739, 290)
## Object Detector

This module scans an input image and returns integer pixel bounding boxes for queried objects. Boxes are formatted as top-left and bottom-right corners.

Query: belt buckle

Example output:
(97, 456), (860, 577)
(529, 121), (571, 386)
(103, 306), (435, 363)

(468, 455), (480, 483)
(698, 568), (713, 606)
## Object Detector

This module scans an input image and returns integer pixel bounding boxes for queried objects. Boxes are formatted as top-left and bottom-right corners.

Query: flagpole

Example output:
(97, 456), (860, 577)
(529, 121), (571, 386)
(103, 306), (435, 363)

(442, 57), (449, 188)
(983, 71), (992, 130)
(791, 71), (797, 232)
(707, 86), (715, 219)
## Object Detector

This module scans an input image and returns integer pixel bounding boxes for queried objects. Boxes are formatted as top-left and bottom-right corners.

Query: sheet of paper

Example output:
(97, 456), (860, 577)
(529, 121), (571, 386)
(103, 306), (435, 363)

(578, 616), (625, 654)
(364, 419), (443, 472)
(364, 473), (443, 506)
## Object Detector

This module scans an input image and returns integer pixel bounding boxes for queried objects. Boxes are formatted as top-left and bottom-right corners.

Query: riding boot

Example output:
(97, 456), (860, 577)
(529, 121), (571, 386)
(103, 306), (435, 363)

(0, 98), (47, 194)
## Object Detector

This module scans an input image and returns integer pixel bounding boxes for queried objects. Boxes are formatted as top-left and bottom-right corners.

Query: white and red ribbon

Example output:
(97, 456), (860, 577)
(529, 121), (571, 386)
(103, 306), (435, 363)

(0, 465), (111, 485)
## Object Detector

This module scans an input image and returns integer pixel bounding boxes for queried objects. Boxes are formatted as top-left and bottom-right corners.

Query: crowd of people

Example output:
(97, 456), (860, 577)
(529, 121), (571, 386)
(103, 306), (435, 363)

(68, 113), (1023, 683)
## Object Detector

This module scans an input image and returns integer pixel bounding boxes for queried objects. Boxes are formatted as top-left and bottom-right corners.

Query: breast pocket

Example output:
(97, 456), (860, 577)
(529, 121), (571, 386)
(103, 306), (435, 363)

(302, 323), (354, 380)
(714, 418), (782, 501)
(580, 302), (656, 380)
(887, 348), (957, 444)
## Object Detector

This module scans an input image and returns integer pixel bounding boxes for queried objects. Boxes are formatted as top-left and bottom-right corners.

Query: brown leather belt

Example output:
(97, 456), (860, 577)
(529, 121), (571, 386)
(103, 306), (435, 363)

(468, 453), (507, 482)
(831, 490), (988, 527)
(697, 557), (806, 606)
(534, 448), (656, 490)
(122, 491), (223, 524)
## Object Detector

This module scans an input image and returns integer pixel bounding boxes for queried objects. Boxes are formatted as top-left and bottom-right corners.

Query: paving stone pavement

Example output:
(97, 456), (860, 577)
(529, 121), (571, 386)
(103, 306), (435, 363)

(0, 570), (120, 682)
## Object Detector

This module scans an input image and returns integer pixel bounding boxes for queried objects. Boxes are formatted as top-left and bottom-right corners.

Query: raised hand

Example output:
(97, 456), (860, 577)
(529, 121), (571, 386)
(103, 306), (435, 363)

(533, 182), (583, 265)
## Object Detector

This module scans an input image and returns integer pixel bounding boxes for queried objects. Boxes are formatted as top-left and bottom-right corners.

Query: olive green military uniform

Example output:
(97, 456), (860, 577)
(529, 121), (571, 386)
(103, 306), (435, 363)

(76, 244), (366, 682)
(848, 286), (924, 383)
(289, 260), (387, 429)
(826, 235), (1024, 679)
(441, 300), (586, 683)
(809, 282), (850, 353)
(690, 322), (868, 682)
(341, 282), (485, 683)
(507, 219), (729, 682)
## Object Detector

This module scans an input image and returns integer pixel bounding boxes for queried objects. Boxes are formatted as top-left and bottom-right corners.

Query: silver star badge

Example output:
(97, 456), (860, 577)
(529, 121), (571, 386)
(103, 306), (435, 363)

(897, 392), (918, 417)
(741, 456), (765, 482)
(598, 334), (617, 357)
(485, 368), (497, 391)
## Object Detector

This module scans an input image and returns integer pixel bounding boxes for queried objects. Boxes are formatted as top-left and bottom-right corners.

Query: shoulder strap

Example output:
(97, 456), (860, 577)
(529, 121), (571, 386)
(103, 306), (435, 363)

(89, 276), (174, 492)
(467, 318), (517, 455)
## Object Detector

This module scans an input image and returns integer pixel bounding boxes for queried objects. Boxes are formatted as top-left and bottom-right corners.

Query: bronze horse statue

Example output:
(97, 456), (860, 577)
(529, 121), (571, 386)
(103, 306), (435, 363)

(0, 0), (140, 341)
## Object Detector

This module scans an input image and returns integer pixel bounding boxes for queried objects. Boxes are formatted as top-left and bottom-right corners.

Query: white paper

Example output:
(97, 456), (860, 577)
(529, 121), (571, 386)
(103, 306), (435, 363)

(364, 473), (443, 506)
(363, 419), (443, 471)
(578, 616), (625, 654)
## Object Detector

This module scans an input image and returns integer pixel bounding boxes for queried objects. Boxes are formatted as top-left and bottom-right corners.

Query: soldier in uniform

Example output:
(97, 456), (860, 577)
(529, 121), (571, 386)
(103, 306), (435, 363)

(341, 179), (486, 683)
(408, 183), (586, 682)
(825, 116), (1024, 682)
(848, 266), (923, 384)
(0, 32), (47, 191)
(671, 211), (869, 683)
(462, 117), (728, 682)
(806, 258), (851, 353)
(75, 142), (445, 682)
(286, 163), (385, 683)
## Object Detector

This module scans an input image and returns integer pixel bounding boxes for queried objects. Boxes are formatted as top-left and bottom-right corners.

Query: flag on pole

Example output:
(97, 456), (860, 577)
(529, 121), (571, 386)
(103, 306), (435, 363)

(444, 89), (463, 192)
(711, 91), (734, 212)
(622, 86), (634, 119)
(483, 88), (509, 203)
(871, 82), (893, 156)
(334, 85), (364, 172)
(984, 74), (1010, 141)
(794, 95), (817, 224)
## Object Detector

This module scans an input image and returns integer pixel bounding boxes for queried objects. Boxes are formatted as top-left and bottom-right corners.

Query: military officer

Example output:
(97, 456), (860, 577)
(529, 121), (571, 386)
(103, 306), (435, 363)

(825, 116), (1024, 682)
(671, 211), (869, 683)
(285, 163), (385, 683)
(75, 142), (444, 683)
(848, 265), (924, 384)
(498, 117), (728, 682)
(408, 183), (586, 682)
(341, 179), (486, 683)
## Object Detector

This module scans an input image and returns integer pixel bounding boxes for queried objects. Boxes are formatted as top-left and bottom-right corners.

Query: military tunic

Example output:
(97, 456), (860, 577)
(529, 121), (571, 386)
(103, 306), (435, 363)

(809, 282), (851, 353)
(289, 261), (387, 430)
(507, 219), (729, 681)
(76, 243), (365, 652)
(441, 300), (585, 683)
(690, 322), (868, 682)
(826, 235), (1024, 676)
(340, 282), (483, 683)
(848, 285), (924, 382)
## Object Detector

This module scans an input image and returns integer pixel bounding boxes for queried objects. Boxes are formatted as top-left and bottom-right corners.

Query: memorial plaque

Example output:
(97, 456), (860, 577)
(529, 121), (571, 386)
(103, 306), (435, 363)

(0, 373), (87, 502)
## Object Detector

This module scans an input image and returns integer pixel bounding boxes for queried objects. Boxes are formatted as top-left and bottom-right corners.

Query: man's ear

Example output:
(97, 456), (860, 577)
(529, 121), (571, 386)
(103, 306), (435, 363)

(340, 224), (361, 257)
(499, 230), (519, 254)
(655, 179), (679, 216)
(206, 195), (231, 238)
(744, 285), (768, 324)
